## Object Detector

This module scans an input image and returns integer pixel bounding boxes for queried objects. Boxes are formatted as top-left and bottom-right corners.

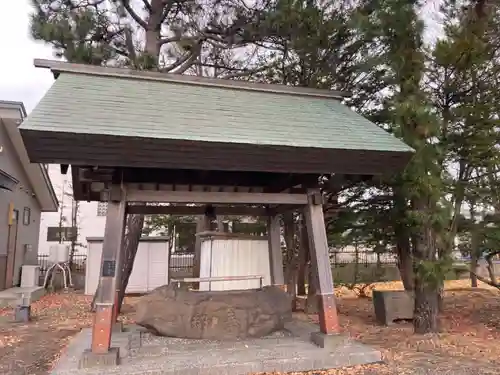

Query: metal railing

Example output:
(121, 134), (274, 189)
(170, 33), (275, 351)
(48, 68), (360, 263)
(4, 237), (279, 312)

(169, 252), (195, 271)
(330, 251), (397, 266)
(171, 275), (264, 291)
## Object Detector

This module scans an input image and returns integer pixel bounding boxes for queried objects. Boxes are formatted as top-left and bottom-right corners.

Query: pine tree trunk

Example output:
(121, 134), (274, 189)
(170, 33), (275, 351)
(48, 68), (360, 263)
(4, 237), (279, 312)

(144, 0), (163, 63)
(437, 284), (444, 313)
(305, 261), (319, 314)
(394, 190), (414, 291)
(470, 226), (479, 288)
(297, 261), (307, 296)
(116, 214), (144, 313)
(412, 199), (440, 334)
(283, 212), (295, 298)
(470, 258), (478, 288)
(296, 216), (309, 296)
(413, 279), (439, 334)
(398, 249), (414, 290)
(285, 265), (297, 306)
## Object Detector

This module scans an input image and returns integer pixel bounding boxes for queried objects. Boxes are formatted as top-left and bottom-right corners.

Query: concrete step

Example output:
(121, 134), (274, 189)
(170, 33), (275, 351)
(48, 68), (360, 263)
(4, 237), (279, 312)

(0, 286), (46, 308)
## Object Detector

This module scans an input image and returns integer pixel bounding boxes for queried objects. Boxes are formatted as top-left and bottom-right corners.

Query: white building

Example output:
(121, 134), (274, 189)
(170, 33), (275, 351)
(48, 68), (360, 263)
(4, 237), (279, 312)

(38, 165), (106, 256)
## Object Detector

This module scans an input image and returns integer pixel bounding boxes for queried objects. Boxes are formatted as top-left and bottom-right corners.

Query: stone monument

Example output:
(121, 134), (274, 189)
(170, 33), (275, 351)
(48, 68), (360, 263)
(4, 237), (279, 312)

(135, 284), (293, 340)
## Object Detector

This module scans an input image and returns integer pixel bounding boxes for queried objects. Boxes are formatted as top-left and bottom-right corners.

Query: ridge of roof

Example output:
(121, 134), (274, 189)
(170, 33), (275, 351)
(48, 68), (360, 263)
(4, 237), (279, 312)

(34, 59), (350, 100)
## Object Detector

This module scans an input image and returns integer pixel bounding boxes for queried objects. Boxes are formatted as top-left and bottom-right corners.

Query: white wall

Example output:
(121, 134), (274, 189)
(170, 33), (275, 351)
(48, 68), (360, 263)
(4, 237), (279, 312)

(85, 239), (170, 295)
(38, 165), (106, 256)
(199, 235), (271, 291)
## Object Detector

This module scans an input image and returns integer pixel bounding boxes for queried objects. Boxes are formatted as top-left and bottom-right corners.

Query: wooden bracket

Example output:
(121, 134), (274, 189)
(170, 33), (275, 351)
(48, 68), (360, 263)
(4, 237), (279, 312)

(313, 192), (323, 205)
(60, 164), (69, 175)
(99, 190), (111, 202)
(307, 189), (323, 206)
(109, 186), (124, 202)
(99, 185), (125, 202)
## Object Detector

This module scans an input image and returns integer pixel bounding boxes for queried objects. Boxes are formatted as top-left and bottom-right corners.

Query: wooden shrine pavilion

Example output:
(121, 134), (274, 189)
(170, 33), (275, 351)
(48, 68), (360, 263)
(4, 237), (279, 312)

(19, 59), (413, 364)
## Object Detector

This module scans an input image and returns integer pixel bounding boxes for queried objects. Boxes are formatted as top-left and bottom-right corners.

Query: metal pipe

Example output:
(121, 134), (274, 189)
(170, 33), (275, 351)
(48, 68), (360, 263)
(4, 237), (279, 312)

(172, 275), (264, 283)
(208, 237), (214, 291)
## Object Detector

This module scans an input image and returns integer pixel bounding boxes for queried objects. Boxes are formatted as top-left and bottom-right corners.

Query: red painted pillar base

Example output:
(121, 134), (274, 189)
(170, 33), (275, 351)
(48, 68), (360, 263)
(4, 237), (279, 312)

(91, 304), (113, 354)
(318, 293), (340, 334)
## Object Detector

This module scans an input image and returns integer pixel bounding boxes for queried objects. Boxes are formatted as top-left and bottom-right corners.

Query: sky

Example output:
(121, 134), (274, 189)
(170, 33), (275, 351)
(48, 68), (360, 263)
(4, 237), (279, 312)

(0, 0), (55, 113)
(0, 1), (442, 130)
(0, 0), (445, 234)
(0, 0), (443, 113)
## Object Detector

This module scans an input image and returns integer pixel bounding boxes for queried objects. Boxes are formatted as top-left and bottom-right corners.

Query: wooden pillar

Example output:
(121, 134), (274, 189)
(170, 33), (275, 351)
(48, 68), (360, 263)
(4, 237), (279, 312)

(216, 216), (225, 232)
(268, 214), (285, 288)
(91, 193), (126, 354)
(304, 189), (340, 334)
(193, 214), (211, 287)
(297, 217), (309, 296)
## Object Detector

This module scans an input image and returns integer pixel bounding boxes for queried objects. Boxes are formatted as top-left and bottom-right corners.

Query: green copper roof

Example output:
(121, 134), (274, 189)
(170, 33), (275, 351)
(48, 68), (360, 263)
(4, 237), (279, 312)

(20, 71), (412, 154)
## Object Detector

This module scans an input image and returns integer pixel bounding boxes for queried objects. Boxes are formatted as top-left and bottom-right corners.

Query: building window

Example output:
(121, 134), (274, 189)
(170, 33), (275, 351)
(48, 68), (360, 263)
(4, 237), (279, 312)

(23, 207), (31, 225)
(97, 202), (108, 216)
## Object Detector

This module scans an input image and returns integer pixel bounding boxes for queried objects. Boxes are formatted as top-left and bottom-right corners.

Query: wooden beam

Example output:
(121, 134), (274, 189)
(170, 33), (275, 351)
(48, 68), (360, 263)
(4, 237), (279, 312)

(304, 189), (339, 334)
(264, 174), (320, 193)
(126, 205), (268, 216)
(120, 168), (316, 188)
(126, 189), (308, 205)
(270, 204), (299, 214)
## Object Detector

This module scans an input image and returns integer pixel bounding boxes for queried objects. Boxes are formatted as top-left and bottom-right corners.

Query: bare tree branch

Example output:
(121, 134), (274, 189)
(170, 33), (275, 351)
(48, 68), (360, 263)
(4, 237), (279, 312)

(121, 0), (148, 29)
(469, 250), (500, 289)
(470, 271), (500, 289)
(160, 41), (205, 73)
(174, 43), (203, 74)
(158, 36), (202, 47)
(141, 0), (152, 12)
(222, 65), (271, 79)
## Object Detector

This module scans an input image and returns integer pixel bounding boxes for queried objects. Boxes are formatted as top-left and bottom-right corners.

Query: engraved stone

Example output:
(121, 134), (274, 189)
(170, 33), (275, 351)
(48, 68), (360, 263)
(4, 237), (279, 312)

(135, 284), (292, 340)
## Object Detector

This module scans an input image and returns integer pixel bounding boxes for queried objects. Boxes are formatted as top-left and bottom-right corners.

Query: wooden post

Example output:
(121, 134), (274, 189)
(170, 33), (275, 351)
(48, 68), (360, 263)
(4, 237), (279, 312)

(193, 214), (211, 288)
(304, 189), (340, 335)
(267, 214), (285, 289)
(112, 211), (127, 325)
(216, 216), (225, 232)
(297, 216), (309, 296)
(91, 192), (126, 354)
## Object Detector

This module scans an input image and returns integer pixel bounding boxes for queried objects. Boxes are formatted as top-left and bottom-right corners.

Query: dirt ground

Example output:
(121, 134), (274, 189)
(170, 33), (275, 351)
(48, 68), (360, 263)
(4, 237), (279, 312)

(0, 280), (499, 375)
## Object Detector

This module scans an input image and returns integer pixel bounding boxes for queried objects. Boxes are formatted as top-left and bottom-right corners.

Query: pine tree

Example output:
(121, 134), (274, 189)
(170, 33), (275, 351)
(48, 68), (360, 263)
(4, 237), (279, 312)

(430, 0), (500, 287)
(361, 0), (444, 333)
(248, 0), (391, 301)
(30, 0), (274, 312)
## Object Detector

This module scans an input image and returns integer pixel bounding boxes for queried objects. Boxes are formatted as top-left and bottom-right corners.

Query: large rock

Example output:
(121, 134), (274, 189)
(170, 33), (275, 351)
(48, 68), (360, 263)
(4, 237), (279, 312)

(135, 284), (293, 340)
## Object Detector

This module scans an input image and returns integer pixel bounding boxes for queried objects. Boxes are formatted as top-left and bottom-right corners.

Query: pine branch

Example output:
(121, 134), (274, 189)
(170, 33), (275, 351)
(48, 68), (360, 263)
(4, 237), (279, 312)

(222, 65), (269, 79)
(162, 41), (203, 73)
(158, 36), (202, 47)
